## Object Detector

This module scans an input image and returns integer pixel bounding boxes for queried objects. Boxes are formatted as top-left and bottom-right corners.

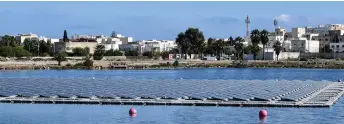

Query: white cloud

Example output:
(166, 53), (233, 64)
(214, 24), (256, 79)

(275, 14), (291, 22)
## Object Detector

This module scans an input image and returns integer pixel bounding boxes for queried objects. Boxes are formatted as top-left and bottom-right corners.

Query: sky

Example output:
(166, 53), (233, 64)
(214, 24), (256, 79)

(1, 1), (344, 40)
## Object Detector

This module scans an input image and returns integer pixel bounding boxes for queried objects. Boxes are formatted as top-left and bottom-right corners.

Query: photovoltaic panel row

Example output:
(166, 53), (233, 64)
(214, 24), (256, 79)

(0, 77), (333, 101)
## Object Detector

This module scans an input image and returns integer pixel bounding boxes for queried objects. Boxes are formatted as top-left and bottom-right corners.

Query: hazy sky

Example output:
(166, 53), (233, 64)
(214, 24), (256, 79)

(1, 1), (344, 40)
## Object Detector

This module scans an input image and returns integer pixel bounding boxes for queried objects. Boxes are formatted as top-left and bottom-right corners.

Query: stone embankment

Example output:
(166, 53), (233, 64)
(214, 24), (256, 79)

(0, 57), (344, 70)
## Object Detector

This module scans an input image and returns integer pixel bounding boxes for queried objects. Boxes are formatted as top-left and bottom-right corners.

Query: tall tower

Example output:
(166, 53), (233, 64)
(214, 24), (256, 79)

(245, 15), (250, 37)
(274, 19), (278, 29)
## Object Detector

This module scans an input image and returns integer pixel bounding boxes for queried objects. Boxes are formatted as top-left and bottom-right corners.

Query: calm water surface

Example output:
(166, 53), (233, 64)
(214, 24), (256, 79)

(0, 68), (344, 124)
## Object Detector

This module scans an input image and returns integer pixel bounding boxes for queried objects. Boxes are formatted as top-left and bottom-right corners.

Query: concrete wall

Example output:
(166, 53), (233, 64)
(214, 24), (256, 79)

(54, 42), (98, 54)
(276, 52), (300, 60)
(300, 53), (344, 59)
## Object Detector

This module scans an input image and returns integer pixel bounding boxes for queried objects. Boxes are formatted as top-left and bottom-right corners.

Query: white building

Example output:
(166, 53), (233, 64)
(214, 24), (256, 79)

(15, 33), (38, 44)
(38, 36), (59, 44)
(138, 40), (177, 53)
(290, 37), (319, 53)
(292, 28), (306, 38)
(330, 42), (344, 52)
(111, 32), (133, 44)
(102, 40), (123, 51)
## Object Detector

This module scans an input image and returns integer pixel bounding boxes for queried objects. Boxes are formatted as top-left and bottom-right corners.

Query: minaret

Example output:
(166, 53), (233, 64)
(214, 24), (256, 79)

(245, 15), (250, 37)
(274, 19), (278, 29)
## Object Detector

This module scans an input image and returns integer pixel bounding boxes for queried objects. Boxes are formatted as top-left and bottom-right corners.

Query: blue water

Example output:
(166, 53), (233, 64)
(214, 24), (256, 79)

(1, 68), (344, 124)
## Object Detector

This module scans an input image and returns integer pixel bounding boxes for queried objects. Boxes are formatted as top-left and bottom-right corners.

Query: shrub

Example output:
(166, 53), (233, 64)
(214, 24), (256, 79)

(125, 50), (139, 56)
(104, 49), (123, 56)
(74, 62), (84, 67)
(172, 60), (179, 67)
(83, 57), (93, 68)
(161, 52), (170, 60)
(65, 63), (72, 67)
(300, 58), (308, 61)
(54, 52), (67, 66)
(0, 46), (14, 57)
(72, 47), (88, 56)
(13, 47), (31, 57)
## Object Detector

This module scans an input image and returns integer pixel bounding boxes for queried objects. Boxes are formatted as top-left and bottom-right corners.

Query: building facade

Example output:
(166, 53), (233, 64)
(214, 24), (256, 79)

(15, 33), (38, 44)
(54, 41), (98, 54)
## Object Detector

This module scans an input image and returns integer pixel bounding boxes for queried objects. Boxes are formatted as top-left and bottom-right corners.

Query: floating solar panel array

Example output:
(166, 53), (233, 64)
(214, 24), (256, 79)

(0, 77), (333, 102)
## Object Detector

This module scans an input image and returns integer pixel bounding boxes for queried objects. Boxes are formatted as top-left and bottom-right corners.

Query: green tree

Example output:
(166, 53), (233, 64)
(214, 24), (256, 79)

(54, 52), (67, 66)
(273, 41), (283, 61)
(234, 37), (244, 60)
(161, 51), (170, 60)
(13, 46), (31, 57)
(214, 39), (225, 59)
(142, 51), (152, 57)
(205, 38), (215, 56)
(83, 56), (93, 68)
(260, 29), (269, 60)
(1, 35), (18, 47)
(23, 39), (39, 56)
(125, 50), (139, 56)
(169, 48), (179, 54)
(46, 39), (53, 56)
(250, 29), (261, 60)
(72, 47), (87, 56)
(247, 45), (261, 60)
(63, 30), (69, 42)
(228, 36), (235, 46)
(84, 47), (90, 56)
(175, 32), (190, 59)
(184, 28), (206, 58)
(0, 46), (14, 57)
(93, 45), (105, 60)
(39, 40), (50, 56)
(104, 49), (123, 56)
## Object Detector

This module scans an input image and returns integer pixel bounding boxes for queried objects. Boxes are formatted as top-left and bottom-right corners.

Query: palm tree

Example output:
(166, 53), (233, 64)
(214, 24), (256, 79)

(214, 39), (225, 59)
(273, 41), (283, 61)
(250, 29), (261, 60)
(234, 37), (244, 60)
(260, 30), (269, 60)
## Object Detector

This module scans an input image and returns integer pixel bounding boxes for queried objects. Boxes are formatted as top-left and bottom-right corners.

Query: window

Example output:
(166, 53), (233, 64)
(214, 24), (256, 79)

(342, 45), (344, 47)
(325, 39), (328, 41)
(337, 45), (340, 48)
(332, 45), (335, 48)
(301, 44), (304, 47)
(319, 39), (322, 41)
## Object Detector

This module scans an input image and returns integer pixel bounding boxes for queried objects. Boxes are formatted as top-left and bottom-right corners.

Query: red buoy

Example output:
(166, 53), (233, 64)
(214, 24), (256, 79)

(129, 108), (137, 115)
(338, 79), (342, 82)
(259, 109), (268, 120)
(130, 113), (137, 117)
